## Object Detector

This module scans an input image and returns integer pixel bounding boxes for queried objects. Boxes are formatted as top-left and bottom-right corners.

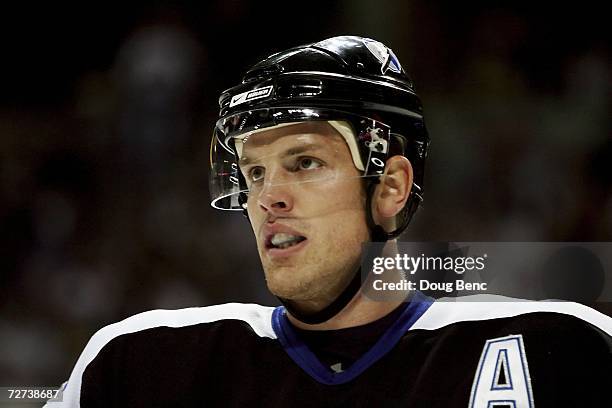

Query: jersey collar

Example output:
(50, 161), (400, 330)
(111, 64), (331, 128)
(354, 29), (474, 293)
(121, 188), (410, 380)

(271, 290), (434, 385)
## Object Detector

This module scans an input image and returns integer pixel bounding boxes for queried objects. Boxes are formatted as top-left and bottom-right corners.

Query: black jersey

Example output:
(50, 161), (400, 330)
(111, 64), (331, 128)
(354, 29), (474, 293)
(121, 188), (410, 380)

(46, 292), (612, 407)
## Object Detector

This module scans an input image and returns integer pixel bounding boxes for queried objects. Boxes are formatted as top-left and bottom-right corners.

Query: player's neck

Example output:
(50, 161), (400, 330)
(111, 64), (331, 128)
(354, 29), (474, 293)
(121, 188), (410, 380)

(287, 290), (407, 331)
(287, 241), (408, 331)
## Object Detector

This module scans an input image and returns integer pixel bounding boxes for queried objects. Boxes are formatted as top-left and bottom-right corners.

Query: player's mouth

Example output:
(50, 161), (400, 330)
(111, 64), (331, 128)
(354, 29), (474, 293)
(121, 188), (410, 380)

(263, 228), (308, 257)
(267, 233), (307, 249)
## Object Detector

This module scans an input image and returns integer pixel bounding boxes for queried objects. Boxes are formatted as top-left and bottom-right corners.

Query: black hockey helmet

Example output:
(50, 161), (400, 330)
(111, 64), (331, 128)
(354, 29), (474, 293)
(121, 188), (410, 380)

(210, 35), (429, 241)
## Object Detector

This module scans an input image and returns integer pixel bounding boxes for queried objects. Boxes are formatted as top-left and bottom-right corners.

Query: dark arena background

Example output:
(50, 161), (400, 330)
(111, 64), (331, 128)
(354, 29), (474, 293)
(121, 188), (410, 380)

(0, 0), (609, 389)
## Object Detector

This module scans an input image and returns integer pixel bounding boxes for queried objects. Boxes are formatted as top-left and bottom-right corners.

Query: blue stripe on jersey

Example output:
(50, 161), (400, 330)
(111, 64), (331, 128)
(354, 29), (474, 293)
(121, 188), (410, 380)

(272, 290), (434, 385)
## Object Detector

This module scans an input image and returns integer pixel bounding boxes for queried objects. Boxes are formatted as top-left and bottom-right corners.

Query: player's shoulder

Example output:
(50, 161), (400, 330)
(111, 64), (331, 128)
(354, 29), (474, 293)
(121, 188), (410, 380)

(46, 303), (277, 407)
(93, 302), (276, 343)
(414, 293), (612, 337)
(84, 302), (277, 371)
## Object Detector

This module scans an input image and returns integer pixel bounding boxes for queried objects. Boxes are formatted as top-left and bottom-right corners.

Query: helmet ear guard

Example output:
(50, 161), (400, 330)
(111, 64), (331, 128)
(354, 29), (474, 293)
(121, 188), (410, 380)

(364, 132), (426, 242)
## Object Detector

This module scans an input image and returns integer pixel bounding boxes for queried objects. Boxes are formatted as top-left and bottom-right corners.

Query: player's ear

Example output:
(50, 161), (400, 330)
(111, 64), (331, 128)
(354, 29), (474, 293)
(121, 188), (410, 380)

(372, 155), (413, 224)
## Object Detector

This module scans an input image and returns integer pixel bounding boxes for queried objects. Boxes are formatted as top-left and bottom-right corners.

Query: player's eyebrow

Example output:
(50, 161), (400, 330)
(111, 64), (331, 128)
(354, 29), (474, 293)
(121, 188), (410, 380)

(239, 144), (324, 166)
(283, 144), (324, 157)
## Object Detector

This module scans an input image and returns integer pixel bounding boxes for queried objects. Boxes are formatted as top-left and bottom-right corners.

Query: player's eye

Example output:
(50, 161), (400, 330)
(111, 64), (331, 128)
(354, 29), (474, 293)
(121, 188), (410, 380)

(248, 166), (265, 183)
(296, 157), (322, 171)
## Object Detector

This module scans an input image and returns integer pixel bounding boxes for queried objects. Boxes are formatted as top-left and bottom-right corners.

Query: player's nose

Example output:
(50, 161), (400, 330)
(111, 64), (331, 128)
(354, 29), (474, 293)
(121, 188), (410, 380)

(257, 173), (295, 215)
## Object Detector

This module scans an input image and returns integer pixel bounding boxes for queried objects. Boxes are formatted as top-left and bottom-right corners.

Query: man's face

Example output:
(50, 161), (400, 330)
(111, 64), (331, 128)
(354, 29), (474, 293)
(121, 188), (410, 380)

(238, 121), (370, 310)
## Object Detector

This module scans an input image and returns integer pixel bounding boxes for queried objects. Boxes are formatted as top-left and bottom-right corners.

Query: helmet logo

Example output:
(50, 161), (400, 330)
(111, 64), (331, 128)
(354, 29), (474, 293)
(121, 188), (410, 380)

(362, 38), (402, 75)
(361, 127), (389, 154)
(387, 49), (402, 74)
(229, 85), (274, 107)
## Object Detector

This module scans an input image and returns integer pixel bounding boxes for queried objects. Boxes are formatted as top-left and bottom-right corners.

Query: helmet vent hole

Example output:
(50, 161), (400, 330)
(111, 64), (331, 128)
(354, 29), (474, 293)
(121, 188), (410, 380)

(277, 80), (323, 98)
(243, 64), (284, 83)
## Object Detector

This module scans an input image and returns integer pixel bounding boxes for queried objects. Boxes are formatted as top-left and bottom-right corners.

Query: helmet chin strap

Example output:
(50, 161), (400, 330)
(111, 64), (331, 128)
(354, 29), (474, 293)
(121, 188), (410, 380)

(279, 268), (364, 325)
(279, 181), (390, 325)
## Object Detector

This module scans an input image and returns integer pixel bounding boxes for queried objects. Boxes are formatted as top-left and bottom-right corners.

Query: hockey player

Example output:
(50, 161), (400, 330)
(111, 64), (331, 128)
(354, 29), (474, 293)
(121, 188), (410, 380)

(47, 36), (611, 407)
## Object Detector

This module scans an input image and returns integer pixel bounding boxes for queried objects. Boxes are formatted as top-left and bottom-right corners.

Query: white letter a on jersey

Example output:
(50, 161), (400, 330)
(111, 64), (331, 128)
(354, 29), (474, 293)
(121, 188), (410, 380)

(469, 334), (535, 408)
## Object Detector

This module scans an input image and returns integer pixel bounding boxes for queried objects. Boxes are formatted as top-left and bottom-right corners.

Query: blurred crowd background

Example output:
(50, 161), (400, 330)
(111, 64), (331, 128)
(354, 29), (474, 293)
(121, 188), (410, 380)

(0, 0), (609, 388)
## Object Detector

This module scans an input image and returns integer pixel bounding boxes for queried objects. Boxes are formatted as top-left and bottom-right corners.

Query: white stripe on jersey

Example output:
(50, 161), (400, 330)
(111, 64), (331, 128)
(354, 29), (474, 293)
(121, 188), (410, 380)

(411, 294), (612, 336)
